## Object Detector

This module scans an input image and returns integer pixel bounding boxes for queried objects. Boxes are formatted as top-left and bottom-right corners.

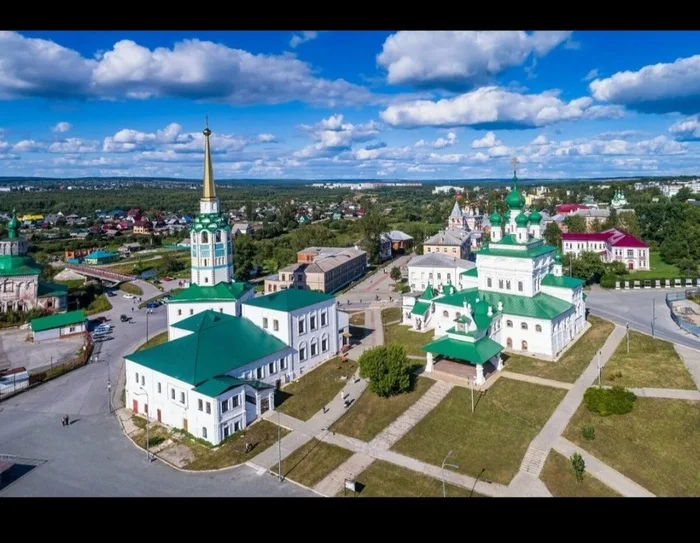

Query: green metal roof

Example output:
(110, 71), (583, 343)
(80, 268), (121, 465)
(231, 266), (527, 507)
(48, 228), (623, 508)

(411, 301), (431, 315)
(31, 310), (86, 333)
(541, 274), (585, 289)
(0, 255), (43, 276)
(37, 282), (68, 298)
(168, 281), (253, 303)
(85, 250), (118, 259)
(127, 310), (290, 385)
(461, 268), (478, 277)
(191, 375), (274, 399)
(422, 336), (503, 365)
(435, 287), (573, 320)
(243, 288), (334, 312)
(192, 212), (231, 233)
(420, 284), (438, 301)
(476, 243), (555, 259)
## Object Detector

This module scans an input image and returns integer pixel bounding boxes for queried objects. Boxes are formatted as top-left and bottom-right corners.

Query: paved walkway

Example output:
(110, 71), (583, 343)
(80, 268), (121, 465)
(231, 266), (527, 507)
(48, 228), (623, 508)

(627, 387), (700, 400)
(508, 324), (627, 493)
(499, 371), (573, 391)
(675, 344), (700, 390)
(554, 437), (655, 497)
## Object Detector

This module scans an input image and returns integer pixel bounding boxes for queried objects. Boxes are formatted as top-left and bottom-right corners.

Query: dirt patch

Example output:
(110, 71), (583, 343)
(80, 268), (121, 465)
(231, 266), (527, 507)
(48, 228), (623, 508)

(157, 442), (195, 468)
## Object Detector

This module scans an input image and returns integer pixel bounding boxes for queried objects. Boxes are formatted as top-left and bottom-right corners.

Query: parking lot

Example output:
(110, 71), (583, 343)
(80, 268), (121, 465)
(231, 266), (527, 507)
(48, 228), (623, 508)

(0, 328), (84, 374)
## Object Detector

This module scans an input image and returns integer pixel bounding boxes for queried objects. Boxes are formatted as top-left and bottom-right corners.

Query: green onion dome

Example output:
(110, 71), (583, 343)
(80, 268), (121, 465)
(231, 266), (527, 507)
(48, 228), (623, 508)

(515, 211), (529, 227)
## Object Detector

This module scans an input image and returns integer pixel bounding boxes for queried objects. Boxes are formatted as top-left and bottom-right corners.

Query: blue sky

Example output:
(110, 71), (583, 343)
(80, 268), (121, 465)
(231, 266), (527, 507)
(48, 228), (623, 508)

(2, 30), (700, 180)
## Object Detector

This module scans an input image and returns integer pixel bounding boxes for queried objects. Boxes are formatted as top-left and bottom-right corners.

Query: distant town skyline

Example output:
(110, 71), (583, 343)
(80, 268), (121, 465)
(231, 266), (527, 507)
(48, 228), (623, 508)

(2, 30), (700, 180)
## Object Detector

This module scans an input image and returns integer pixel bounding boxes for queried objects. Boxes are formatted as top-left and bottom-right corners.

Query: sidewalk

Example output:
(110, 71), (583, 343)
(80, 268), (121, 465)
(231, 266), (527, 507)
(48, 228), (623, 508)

(674, 344), (700, 390)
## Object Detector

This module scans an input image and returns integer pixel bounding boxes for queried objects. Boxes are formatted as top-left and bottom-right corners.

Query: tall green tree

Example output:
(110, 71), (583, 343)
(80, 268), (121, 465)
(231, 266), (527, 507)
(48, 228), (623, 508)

(543, 222), (562, 248)
(358, 212), (389, 264)
(358, 344), (412, 397)
(616, 211), (641, 237)
(564, 214), (587, 233)
(233, 234), (257, 281)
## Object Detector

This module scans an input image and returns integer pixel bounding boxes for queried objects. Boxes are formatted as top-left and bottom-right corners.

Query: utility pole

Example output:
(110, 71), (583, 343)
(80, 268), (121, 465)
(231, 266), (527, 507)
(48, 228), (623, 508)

(626, 322), (629, 354)
(277, 407), (282, 482)
(651, 298), (656, 338)
(597, 351), (602, 386)
(471, 377), (475, 414)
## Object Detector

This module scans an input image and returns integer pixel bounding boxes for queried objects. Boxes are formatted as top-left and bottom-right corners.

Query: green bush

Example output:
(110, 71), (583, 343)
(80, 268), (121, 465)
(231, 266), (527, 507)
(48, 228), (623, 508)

(582, 425), (596, 441)
(148, 435), (166, 447)
(120, 282), (143, 296)
(358, 344), (412, 397)
(583, 386), (637, 416)
(571, 452), (586, 482)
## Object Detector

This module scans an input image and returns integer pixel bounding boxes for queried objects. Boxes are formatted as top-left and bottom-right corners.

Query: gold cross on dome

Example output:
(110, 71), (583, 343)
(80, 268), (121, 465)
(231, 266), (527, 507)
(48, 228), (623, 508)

(511, 156), (519, 173)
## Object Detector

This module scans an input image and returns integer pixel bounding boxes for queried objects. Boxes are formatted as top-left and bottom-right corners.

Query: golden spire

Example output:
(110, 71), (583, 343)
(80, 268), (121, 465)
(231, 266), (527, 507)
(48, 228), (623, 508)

(202, 118), (216, 201)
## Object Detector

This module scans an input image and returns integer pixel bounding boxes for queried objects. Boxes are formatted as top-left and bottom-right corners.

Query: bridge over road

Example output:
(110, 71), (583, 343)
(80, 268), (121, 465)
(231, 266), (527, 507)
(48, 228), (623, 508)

(64, 264), (135, 285)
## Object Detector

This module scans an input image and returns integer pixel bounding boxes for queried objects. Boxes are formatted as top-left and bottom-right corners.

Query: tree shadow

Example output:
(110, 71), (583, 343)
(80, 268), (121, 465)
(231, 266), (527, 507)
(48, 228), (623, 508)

(274, 389), (293, 409)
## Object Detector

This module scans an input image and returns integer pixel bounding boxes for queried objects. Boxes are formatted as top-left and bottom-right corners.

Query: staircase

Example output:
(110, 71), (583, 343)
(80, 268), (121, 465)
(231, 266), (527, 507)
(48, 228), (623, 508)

(370, 381), (453, 450)
(519, 445), (549, 477)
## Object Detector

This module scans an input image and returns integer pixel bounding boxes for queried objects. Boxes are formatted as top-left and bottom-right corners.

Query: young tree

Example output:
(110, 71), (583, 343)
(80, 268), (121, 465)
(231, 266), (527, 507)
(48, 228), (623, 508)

(358, 344), (412, 397)
(233, 234), (257, 281)
(616, 211), (641, 237)
(571, 452), (586, 482)
(564, 214), (587, 233)
(358, 212), (389, 265)
(543, 222), (562, 248)
(390, 266), (402, 282)
(677, 258), (699, 276)
(570, 251), (606, 284)
(591, 218), (603, 232)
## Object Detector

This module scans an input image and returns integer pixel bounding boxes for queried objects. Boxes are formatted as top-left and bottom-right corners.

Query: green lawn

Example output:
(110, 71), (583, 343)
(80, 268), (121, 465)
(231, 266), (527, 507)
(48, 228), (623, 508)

(331, 375), (433, 441)
(270, 439), (353, 488)
(136, 331), (169, 352)
(617, 250), (688, 281)
(564, 397), (700, 496)
(505, 316), (615, 383)
(120, 282), (143, 296)
(339, 460), (484, 498)
(392, 379), (566, 485)
(276, 357), (357, 421)
(540, 450), (620, 497)
(184, 420), (289, 470)
(381, 307), (401, 324)
(84, 294), (113, 316)
(349, 311), (365, 327)
(384, 322), (433, 357)
(603, 331), (696, 389)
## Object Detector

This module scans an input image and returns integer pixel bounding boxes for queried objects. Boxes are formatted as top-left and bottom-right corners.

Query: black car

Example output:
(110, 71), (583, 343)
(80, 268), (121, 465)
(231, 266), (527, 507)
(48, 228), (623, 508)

(120, 314), (129, 322)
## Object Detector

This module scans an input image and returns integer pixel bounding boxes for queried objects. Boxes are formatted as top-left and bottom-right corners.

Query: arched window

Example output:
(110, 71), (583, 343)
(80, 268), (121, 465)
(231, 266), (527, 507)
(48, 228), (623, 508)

(201, 230), (209, 243)
(202, 427), (208, 439)
(506, 320), (513, 328)
(442, 310), (449, 317)
(506, 337), (513, 349)
(521, 322), (528, 330)
(299, 342), (307, 361)
(455, 312), (461, 319)
(215, 230), (222, 243)
(321, 333), (329, 352)
(521, 340), (528, 351)
(310, 337), (319, 357)
(535, 324), (542, 332)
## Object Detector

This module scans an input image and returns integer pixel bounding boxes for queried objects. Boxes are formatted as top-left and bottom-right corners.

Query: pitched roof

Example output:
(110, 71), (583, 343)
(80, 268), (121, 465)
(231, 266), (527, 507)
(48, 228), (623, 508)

(461, 267), (479, 277)
(476, 243), (555, 259)
(435, 288), (573, 320)
(450, 201), (463, 218)
(422, 336), (503, 365)
(168, 281), (253, 303)
(562, 228), (649, 248)
(127, 311), (290, 385)
(383, 230), (414, 242)
(37, 282), (68, 298)
(425, 228), (470, 246)
(31, 310), (86, 332)
(408, 253), (474, 270)
(192, 375), (273, 398)
(85, 250), (118, 259)
(0, 255), (42, 276)
(541, 274), (585, 289)
(411, 301), (431, 315)
(243, 288), (334, 312)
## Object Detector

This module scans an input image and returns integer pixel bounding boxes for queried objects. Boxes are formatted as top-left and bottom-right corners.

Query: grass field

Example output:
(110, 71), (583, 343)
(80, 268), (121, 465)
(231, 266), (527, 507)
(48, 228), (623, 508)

(184, 420), (289, 471)
(505, 316), (615, 383)
(270, 439), (353, 488)
(331, 375), (433, 441)
(603, 331), (696, 389)
(617, 251), (689, 281)
(84, 294), (112, 316)
(392, 379), (566, 485)
(349, 312), (365, 326)
(564, 397), (700, 496)
(136, 331), (168, 352)
(384, 322), (433, 357)
(540, 450), (620, 497)
(120, 282), (143, 296)
(276, 357), (357, 421)
(381, 307), (401, 324)
(339, 460), (484, 498)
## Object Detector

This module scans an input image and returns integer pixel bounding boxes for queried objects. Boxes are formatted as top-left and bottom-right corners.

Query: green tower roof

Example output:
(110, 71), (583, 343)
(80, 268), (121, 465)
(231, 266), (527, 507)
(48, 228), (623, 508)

(489, 210), (502, 225)
(515, 212), (529, 227)
(529, 209), (542, 224)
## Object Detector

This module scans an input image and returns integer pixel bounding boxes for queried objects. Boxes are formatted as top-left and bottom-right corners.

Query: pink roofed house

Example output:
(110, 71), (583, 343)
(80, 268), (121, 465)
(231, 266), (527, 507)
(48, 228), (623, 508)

(561, 228), (650, 271)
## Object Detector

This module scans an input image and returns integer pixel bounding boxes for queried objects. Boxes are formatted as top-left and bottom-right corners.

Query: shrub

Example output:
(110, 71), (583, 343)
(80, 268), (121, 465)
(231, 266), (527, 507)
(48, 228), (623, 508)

(571, 452), (586, 482)
(120, 282), (143, 296)
(583, 386), (637, 416)
(148, 435), (165, 447)
(358, 344), (412, 397)
(582, 425), (596, 441)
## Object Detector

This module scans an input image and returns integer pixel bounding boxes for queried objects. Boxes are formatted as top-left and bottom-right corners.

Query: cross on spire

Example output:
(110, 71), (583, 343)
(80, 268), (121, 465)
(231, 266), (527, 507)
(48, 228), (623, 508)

(205, 115), (209, 129)
(511, 156), (519, 174)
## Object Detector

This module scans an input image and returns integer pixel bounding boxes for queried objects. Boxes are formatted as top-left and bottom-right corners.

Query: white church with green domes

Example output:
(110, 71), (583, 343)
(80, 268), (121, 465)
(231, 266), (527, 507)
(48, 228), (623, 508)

(402, 163), (587, 385)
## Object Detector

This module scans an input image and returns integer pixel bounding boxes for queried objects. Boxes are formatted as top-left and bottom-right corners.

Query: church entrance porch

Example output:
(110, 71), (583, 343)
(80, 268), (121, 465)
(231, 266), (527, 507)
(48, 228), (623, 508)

(432, 358), (498, 383)
(422, 335), (504, 385)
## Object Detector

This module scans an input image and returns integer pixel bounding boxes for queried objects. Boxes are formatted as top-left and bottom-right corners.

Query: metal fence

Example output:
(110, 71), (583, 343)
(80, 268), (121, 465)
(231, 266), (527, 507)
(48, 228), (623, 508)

(665, 288), (700, 338)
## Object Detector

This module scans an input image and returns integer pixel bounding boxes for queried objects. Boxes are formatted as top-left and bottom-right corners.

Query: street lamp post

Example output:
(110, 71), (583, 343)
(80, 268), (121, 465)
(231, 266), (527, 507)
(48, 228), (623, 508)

(471, 377), (475, 414)
(597, 350), (602, 386)
(651, 299), (656, 338)
(146, 310), (151, 345)
(134, 387), (151, 463)
(277, 405), (282, 482)
(470, 468), (486, 498)
(626, 322), (629, 354)
(441, 450), (459, 498)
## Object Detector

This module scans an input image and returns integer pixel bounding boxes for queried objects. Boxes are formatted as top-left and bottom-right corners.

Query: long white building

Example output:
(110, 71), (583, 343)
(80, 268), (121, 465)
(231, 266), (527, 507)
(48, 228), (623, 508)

(124, 124), (349, 446)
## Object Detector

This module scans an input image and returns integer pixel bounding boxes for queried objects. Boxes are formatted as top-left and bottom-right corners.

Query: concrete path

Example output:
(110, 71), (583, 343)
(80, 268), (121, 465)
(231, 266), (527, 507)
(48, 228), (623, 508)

(627, 387), (700, 400)
(346, 307), (383, 362)
(675, 344), (700, 390)
(499, 371), (573, 391)
(554, 437), (655, 497)
(314, 452), (376, 496)
(507, 472), (553, 497)
(369, 380), (453, 450)
(514, 325), (627, 481)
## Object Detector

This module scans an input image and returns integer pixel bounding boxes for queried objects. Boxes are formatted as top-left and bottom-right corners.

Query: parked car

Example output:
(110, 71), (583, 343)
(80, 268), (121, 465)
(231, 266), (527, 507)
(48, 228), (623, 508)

(146, 301), (159, 309)
(106, 290), (116, 297)
(120, 314), (130, 322)
(122, 293), (135, 299)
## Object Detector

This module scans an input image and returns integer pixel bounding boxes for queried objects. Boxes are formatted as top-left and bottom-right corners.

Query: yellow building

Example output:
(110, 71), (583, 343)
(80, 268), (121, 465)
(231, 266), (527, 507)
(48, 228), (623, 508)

(18, 214), (44, 222)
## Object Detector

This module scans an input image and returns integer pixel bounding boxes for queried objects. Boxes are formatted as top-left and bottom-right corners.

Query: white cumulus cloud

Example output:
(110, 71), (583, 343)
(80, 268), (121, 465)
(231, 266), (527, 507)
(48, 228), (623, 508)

(295, 114), (380, 158)
(472, 131), (501, 148)
(52, 121), (72, 133)
(48, 138), (99, 153)
(377, 31), (572, 89)
(668, 116), (700, 141)
(289, 31), (318, 48)
(257, 133), (276, 143)
(12, 139), (43, 152)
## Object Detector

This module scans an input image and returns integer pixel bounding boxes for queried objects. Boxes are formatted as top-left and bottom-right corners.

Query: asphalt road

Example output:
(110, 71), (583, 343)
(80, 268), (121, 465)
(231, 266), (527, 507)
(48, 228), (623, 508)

(0, 280), (313, 497)
(586, 285), (700, 350)
(336, 254), (413, 310)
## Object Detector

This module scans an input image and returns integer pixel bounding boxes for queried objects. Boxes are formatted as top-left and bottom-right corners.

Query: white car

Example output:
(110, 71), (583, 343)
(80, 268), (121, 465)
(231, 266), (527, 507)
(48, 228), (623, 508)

(122, 293), (135, 299)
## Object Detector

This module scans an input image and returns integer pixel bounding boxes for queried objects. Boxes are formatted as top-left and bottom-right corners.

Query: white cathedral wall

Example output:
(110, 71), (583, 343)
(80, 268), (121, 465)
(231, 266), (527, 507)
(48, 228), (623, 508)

(167, 300), (241, 338)
(500, 314), (557, 357)
(476, 253), (555, 297)
(408, 263), (472, 293)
